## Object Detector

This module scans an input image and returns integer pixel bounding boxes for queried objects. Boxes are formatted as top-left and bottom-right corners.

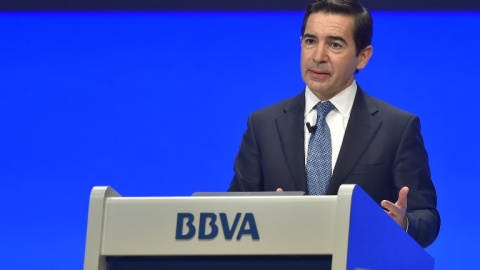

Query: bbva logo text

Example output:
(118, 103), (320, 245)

(175, 212), (259, 240)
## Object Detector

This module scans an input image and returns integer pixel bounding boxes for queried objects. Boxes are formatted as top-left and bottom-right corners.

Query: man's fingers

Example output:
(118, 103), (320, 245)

(381, 187), (409, 230)
(381, 200), (400, 216)
(381, 200), (394, 211)
(397, 186), (409, 209)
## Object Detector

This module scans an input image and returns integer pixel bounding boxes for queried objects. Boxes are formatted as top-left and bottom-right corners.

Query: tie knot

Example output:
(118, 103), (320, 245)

(315, 101), (334, 118)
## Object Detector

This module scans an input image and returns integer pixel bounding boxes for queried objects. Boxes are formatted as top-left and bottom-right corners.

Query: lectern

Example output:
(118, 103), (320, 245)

(83, 185), (434, 270)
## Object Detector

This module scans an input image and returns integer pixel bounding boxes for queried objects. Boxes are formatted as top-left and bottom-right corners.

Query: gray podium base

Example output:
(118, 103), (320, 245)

(106, 255), (332, 270)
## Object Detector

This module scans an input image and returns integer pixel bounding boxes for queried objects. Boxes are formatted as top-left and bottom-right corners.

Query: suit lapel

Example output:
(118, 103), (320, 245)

(275, 92), (307, 192)
(327, 88), (382, 195)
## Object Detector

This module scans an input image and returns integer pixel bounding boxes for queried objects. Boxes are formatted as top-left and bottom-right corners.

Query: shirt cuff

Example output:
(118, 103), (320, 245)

(404, 214), (409, 232)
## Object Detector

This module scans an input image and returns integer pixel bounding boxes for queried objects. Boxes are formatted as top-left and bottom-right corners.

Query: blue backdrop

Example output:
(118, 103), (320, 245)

(1, 11), (479, 269)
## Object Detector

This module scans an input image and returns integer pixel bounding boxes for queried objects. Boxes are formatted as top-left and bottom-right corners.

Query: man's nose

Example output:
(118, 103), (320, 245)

(313, 45), (328, 63)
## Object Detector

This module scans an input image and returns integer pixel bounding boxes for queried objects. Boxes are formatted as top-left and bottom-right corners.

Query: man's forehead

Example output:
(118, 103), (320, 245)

(305, 12), (355, 38)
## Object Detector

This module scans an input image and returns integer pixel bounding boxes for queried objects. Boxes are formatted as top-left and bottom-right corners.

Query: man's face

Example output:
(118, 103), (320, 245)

(300, 12), (372, 100)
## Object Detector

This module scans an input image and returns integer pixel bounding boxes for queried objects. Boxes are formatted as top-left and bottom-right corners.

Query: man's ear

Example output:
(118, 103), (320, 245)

(356, 45), (373, 70)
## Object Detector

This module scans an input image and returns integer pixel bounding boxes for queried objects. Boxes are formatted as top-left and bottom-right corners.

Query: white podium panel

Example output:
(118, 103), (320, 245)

(102, 196), (337, 255)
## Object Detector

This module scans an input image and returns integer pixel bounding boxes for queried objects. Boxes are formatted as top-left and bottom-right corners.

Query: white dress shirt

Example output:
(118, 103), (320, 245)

(304, 81), (357, 172)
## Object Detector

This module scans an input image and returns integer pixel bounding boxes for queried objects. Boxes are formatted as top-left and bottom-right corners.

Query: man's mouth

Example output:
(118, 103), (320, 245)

(309, 69), (330, 78)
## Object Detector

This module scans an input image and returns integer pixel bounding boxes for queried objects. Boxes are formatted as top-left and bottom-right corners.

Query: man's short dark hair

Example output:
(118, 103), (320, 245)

(301, 0), (373, 55)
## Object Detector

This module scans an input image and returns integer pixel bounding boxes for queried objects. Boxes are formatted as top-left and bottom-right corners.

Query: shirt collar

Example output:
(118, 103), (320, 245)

(304, 81), (357, 119)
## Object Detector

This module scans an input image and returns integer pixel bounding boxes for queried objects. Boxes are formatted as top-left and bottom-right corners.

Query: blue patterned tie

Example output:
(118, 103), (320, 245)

(306, 101), (335, 195)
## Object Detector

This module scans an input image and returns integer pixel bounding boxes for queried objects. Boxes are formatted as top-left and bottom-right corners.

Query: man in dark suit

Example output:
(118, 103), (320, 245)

(228, 0), (440, 248)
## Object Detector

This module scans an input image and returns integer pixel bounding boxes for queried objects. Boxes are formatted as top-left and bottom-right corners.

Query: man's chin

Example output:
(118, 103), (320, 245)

(307, 82), (330, 94)
(308, 85), (343, 101)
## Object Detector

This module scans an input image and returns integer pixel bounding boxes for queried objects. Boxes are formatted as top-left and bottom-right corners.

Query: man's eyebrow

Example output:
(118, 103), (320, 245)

(303, 33), (317, 39)
(327, 35), (348, 44)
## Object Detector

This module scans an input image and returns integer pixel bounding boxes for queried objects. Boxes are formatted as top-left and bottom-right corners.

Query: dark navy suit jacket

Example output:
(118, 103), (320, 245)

(229, 88), (440, 248)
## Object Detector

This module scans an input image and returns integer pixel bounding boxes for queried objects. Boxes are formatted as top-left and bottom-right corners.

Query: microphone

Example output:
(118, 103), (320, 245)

(306, 122), (316, 133)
